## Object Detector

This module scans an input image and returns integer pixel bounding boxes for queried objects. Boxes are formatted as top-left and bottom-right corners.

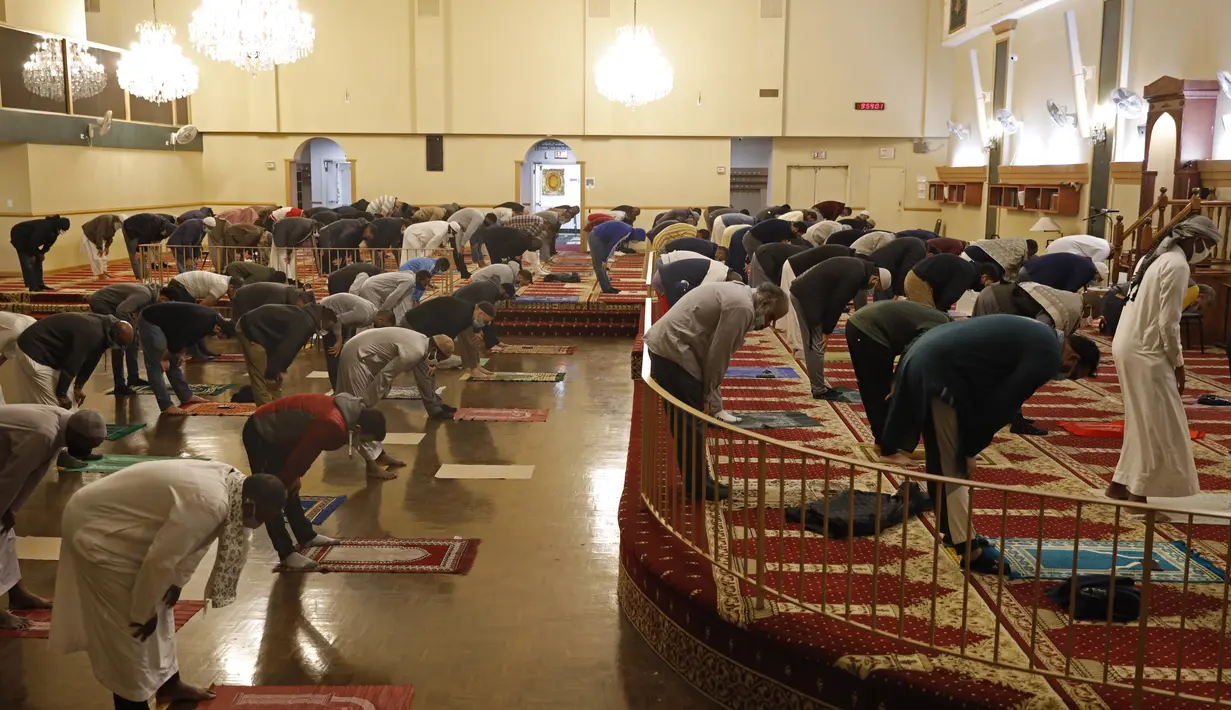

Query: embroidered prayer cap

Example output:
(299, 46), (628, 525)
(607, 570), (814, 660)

(67, 409), (107, 440)
(432, 334), (456, 357)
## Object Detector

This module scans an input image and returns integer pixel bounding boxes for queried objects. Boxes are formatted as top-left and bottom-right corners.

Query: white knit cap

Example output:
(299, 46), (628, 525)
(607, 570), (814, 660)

(203, 217), (217, 228)
(876, 268), (893, 291)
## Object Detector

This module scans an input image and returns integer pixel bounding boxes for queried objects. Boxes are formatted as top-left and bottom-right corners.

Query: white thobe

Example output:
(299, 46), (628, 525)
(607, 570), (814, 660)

(51, 461), (235, 701)
(401, 221), (455, 262)
(658, 251), (708, 266)
(80, 233), (110, 277)
(851, 231), (895, 256)
(781, 261), (802, 354)
(0, 312), (36, 404)
(337, 329), (429, 459)
(1045, 234), (1111, 262)
(1112, 247), (1199, 498)
(0, 404), (71, 594)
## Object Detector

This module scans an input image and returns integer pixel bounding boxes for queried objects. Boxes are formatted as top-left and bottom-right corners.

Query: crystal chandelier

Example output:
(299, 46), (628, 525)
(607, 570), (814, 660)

(22, 39), (107, 102)
(189, 0), (315, 73)
(117, 20), (199, 104)
(594, 0), (673, 108)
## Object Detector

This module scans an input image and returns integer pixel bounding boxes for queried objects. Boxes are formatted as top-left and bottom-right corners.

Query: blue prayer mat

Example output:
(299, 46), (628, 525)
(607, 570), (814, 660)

(299, 495), (347, 526)
(998, 539), (1224, 583)
(725, 366), (800, 379)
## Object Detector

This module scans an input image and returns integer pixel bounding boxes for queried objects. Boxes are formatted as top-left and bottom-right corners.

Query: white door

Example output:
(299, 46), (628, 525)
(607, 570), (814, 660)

(812, 167), (849, 206)
(866, 167), (905, 231)
(336, 162), (353, 206)
(786, 167), (816, 208)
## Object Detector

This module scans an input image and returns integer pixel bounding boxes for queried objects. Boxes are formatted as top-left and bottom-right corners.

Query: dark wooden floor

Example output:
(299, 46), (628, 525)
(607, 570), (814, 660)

(0, 335), (718, 709)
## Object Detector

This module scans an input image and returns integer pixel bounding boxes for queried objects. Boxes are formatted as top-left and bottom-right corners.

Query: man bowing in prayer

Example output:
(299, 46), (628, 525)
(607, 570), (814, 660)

(51, 461), (287, 709)
(0, 405), (107, 629)
(1108, 215), (1221, 504)
(13, 313), (135, 410)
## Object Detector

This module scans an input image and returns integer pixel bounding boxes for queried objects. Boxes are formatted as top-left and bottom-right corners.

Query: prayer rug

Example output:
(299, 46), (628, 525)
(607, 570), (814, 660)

(199, 685), (415, 710)
(105, 423), (145, 441)
(106, 383), (235, 396)
(514, 296), (579, 303)
(182, 402), (258, 416)
(724, 366), (799, 379)
(285, 538), (479, 574)
(60, 453), (207, 473)
(452, 407), (549, 422)
(0, 600), (205, 639)
(1058, 420), (1204, 440)
(198, 353), (245, 363)
(435, 464), (534, 479)
(998, 539), (1225, 583)
(730, 411), (821, 430)
(490, 344), (576, 355)
(823, 351), (852, 363)
(299, 495), (346, 525)
(460, 371), (565, 382)
(385, 386), (445, 400)
(382, 433), (425, 446)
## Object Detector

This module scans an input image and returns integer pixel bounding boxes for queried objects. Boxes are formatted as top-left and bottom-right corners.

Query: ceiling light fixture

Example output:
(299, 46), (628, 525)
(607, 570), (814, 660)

(117, 4), (199, 105)
(595, 0), (673, 109)
(23, 39), (107, 102)
(189, 0), (315, 73)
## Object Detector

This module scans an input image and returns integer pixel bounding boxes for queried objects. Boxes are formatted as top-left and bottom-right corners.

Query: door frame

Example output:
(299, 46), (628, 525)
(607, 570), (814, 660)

(513, 158), (587, 251)
(784, 164), (851, 206)
(866, 166), (906, 231)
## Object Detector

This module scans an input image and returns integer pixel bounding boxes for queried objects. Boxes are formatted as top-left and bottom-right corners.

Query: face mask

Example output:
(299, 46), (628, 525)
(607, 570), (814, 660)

(1189, 243), (1211, 265)
(473, 319), (486, 329)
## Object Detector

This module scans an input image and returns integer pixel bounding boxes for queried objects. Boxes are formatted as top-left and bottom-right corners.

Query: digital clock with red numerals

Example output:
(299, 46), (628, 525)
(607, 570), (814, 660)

(854, 102), (886, 111)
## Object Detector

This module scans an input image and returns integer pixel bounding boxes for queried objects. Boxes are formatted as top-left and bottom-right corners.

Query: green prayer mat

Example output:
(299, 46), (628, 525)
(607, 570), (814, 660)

(460, 372), (566, 382)
(105, 423), (146, 441)
(60, 454), (207, 474)
(106, 383), (235, 396)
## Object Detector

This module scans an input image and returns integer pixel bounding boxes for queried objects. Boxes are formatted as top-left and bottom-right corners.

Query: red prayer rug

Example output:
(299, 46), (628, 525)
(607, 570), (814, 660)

(199, 685), (415, 709)
(282, 538), (479, 574)
(1059, 419), (1205, 440)
(452, 407), (549, 422)
(182, 402), (258, 416)
(0, 600), (205, 639)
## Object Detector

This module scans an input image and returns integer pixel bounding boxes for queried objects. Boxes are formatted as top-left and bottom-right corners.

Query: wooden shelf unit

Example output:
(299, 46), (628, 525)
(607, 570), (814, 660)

(987, 183), (1082, 215)
(928, 166), (986, 207)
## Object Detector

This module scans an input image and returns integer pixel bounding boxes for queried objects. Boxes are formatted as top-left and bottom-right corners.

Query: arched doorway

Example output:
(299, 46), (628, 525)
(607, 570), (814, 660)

(290, 137), (353, 210)
(520, 139), (582, 244)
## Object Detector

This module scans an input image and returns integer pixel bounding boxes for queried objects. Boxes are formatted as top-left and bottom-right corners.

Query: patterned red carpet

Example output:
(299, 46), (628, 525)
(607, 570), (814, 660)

(625, 324), (1231, 709)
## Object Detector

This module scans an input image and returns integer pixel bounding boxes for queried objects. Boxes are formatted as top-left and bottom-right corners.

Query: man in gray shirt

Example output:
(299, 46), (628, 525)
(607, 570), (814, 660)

(470, 262), (533, 290)
(644, 282), (788, 500)
(88, 283), (178, 395)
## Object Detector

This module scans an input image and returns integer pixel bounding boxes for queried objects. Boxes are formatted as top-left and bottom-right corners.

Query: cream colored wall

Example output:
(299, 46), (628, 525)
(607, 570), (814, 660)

(0, 144), (32, 214)
(770, 138), (947, 227)
(5, 0), (86, 39)
(945, 33), (996, 168)
(783, 0), (929, 138)
(939, 201), (987, 240)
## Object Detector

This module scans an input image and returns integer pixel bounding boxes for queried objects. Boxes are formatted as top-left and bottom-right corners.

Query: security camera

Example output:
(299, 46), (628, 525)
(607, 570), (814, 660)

(1010, 54), (1019, 62)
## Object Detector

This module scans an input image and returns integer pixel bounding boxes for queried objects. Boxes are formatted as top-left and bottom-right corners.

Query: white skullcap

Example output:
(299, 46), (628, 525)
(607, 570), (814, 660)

(876, 268), (893, 291)
(858, 210), (872, 218)
(203, 217), (217, 228)
(67, 409), (106, 440)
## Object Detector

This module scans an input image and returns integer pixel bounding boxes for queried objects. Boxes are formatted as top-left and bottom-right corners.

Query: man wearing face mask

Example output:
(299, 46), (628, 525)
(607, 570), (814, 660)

(244, 393), (386, 570)
(50, 461), (286, 710)
(644, 282), (790, 499)
(1109, 215), (1222, 505)
(879, 316), (1100, 575)
(337, 329), (455, 477)
(402, 296), (497, 379)
(0, 406), (106, 630)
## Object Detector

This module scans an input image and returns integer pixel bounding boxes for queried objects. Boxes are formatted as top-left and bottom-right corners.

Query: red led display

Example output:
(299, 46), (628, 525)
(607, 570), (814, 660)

(854, 102), (886, 111)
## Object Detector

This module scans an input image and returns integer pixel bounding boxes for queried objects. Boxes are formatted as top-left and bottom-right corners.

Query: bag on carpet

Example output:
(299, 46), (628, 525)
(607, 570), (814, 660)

(1046, 574), (1141, 622)
(784, 483), (932, 538)
(1099, 285), (1129, 336)
(544, 272), (582, 283)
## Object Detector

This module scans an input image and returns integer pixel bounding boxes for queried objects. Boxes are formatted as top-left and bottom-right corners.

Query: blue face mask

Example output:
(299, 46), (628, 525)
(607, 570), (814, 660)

(473, 319), (486, 330)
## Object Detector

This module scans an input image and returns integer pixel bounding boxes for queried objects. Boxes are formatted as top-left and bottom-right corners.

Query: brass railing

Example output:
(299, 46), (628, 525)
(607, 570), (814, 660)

(636, 301), (1231, 708)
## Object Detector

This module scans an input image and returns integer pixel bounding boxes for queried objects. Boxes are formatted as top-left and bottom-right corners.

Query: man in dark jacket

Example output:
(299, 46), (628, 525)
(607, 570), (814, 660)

(789, 257), (890, 399)
(137, 302), (233, 414)
(403, 296), (496, 378)
(88, 283), (181, 395)
(315, 218), (371, 273)
(244, 392), (385, 569)
(661, 237), (727, 261)
(223, 261), (286, 287)
(844, 300), (950, 446)
(453, 280), (510, 350)
(1018, 252), (1099, 292)
(121, 213), (174, 279)
(360, 217), (410, 270)
(657, 257), (742, 306)
(328, 261), (382, 295)
(879, 316), (1100, 574)
(927, 236), (968, 255)
(483, 226), (541, 267)
(167, 217), (215, 273)
(907, 254), (997, 313)
(176, 207), (213, 224)
(754, 204), (792, 222)
(589, 221), (645, 293)
(752, 242), (808, 288)
(238, 303), (336, 405)
(10, 215), (70, 290)
(310, 209), (340, 225)
(869, 236), (928, 297)
(14, 313), (134, 408)
(271, 216), (318, 281)
(230, 282), (315, 321)
(786, 244), (855, 277)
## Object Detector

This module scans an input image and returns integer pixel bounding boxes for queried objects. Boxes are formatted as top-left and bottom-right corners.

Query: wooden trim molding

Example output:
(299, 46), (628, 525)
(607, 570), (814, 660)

(998, 163), (1091, 185)
(1197, 160), (1231, 187)
(1110, 162), (1143, 184)
(936, 166), (988, 182)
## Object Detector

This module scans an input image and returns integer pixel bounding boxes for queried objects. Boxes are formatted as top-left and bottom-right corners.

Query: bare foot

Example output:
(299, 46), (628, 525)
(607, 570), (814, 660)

(468, 368), (486, 378)
(878, 452), (915, 466)
(185, 396), (209, 404)
(7, 585), (51, 610)
(0, 609), (31, 630)
(156, 679), (216, 704)
(377, 453), (406, 469)
(1104, 482), (1131, 501)
(161, 406), (191, 417)
(365, 465), (398, 480)
(478, 367), (495, 376)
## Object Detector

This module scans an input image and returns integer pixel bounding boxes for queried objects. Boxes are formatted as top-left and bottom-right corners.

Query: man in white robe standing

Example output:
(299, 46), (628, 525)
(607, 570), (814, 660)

(0, 405), (107, 629)
(50, 460), (286, 709)
(1109, 216), (1222, 504)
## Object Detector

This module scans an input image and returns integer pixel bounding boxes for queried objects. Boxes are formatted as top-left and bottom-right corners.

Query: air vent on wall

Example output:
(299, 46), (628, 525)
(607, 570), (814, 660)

(588, 0), (610, 18)
(759, 89), (779, 98)
(84, 0), (101, 12)
(760, 0), (784, 19)
(418, 0), (440, 18)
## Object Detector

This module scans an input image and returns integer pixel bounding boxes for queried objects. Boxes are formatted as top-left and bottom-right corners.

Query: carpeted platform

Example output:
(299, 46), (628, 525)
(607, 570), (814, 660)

(620, 323), (1231, 709)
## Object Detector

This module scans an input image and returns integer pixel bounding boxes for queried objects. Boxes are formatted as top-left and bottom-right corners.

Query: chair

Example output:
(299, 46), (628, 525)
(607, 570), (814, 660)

(1181, 311), (1205, 352)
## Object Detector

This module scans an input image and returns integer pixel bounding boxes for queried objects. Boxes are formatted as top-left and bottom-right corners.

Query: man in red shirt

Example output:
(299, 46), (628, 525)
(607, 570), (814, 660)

(243, 392), (386, 570)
